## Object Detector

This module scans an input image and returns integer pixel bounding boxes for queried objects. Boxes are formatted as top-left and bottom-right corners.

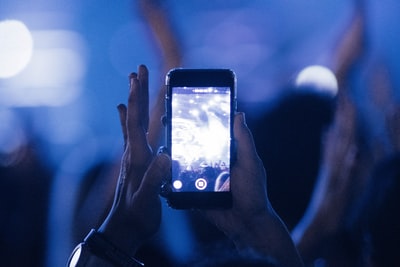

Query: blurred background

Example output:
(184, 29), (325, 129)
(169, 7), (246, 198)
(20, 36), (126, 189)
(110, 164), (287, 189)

(1, 0), (399, 266)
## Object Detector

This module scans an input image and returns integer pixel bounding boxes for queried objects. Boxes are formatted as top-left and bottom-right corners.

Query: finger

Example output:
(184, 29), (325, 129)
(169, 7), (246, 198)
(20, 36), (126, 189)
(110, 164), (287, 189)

(234, 112), (263, 168)
(138, 65), (150, 132)
(127, 72), (151, 163)
(124, 72), (153, 194)
(117, 104), (128, 150)
(127, 72), (140, 131)
(232, 112), (267, 198)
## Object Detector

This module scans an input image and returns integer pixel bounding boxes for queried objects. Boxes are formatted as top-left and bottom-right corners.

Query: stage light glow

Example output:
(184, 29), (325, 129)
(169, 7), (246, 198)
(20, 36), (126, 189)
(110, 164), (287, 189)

(0, 20), (33, 78)
(0, 29), (87, 107)
(295, 65), (338, 96)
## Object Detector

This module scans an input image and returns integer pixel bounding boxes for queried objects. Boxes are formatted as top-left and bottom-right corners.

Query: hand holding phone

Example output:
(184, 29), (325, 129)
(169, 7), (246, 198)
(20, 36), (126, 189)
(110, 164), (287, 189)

(164, 68), (237, 209)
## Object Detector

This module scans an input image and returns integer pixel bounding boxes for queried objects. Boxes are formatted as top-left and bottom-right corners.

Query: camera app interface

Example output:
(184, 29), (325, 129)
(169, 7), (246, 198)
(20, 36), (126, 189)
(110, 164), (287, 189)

(171, 86), (231, 192)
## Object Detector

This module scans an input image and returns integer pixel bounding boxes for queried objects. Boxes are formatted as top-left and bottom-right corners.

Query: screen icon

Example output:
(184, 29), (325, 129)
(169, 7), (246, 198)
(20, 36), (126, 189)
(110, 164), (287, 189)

(195, 178), (207, 190)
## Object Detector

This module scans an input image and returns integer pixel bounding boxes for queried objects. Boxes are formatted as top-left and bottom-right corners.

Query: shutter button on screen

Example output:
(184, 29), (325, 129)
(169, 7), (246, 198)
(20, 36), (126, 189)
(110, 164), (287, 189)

(195, 178), (207, 190)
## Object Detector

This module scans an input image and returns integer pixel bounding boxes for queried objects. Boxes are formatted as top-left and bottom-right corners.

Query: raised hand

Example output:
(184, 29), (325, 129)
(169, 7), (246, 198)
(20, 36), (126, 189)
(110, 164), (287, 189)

(98, 65), (171, 255)
(205, 113), (304, 267)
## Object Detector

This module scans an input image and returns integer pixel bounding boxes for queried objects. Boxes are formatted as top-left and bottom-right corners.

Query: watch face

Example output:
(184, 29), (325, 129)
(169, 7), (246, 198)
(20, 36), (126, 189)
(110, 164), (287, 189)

(68, 243), (83, 267)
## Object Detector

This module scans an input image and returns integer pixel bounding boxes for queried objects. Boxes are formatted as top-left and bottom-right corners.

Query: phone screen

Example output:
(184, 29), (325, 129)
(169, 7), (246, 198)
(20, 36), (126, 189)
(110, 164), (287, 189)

(170, 86), (231, 193)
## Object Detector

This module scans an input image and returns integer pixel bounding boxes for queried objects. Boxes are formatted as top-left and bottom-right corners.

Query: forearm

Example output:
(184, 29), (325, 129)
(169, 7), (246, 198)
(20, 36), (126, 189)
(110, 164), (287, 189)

(292, 214), (326, 263)
(291, 168), (349, 263)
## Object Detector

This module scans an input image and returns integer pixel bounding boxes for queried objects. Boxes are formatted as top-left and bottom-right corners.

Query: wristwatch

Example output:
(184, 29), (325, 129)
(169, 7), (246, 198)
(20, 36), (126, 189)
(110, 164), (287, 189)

(67, 229), (144, 267)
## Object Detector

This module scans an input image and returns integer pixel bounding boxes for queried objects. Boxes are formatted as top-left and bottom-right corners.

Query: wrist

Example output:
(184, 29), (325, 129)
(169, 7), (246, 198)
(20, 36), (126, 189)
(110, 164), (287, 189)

(292, 215), (326, 261)
(68, 229), (144, 267)
(98, 213), (142, 256)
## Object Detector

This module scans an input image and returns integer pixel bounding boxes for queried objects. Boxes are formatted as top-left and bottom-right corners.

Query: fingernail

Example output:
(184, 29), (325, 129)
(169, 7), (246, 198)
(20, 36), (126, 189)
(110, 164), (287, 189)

(237, 112), (247, 126)
(129, 72), (137, 86)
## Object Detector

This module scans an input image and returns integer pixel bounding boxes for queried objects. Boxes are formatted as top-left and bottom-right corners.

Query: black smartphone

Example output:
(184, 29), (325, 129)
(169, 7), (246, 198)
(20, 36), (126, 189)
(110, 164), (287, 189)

(164, 68), (237, 209)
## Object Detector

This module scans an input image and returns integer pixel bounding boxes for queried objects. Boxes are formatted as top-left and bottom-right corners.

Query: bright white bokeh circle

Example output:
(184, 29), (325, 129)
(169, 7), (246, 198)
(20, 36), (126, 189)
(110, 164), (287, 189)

(0, 20), (33, 78)
(295, 65), (338, 96)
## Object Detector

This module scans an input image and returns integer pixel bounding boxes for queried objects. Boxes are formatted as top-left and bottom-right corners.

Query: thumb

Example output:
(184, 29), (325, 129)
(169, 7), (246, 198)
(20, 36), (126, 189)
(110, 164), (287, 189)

(137, 153), (171, 197)
(234, 112), (261, 165)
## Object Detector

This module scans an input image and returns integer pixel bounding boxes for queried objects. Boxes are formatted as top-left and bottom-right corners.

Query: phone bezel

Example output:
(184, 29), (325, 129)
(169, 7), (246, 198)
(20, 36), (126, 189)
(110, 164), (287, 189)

(165, 68), (236, 209)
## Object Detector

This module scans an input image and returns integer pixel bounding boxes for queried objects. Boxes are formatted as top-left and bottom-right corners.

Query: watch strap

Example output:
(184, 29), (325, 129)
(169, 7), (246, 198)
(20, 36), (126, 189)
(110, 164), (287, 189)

(83, 229), (144, 267)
